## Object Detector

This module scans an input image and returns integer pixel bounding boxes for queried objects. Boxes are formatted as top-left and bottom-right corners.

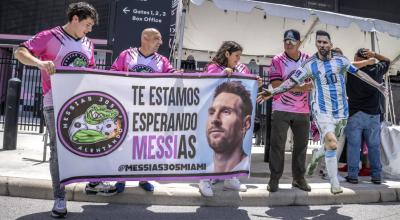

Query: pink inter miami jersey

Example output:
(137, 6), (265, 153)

(111, 47), (175, 73)
(269, 52), (310, 113)
(21, 26), (95, 107)
(205, 62), (250, 74)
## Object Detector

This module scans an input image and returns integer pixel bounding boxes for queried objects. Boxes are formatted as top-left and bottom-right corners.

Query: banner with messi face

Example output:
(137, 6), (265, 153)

(51, 67), (258, 185)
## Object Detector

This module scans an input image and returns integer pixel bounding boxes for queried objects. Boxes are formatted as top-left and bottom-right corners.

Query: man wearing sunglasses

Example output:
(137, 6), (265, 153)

(266, 29), (313, 192)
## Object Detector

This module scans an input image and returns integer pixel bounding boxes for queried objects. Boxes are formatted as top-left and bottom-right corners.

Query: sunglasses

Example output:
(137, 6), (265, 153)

(284, 39), (299, 46)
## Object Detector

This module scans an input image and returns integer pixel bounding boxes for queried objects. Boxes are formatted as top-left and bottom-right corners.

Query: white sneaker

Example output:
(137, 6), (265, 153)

(199, 179), (214, 197)
(223, 177), (247, 192)
(51, 197), (67, 218)
(85, 182), (118, 196)
(331, 184), (343, 194)
(330, 177), (343, 195)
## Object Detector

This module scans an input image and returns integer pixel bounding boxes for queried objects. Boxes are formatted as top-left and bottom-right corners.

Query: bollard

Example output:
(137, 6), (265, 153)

(2, 78), (21, 150)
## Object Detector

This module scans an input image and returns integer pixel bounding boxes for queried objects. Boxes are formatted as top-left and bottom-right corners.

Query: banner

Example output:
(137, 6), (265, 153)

(52, 68), (258, 185)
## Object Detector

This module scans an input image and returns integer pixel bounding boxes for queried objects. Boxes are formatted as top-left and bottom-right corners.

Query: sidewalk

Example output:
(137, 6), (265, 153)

(1, 131), (400, 206)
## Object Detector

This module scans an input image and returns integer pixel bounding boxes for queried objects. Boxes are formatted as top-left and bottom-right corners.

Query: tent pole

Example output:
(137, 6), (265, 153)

(390, 53), (400, 66)
(177, 0), (190, 70)
(371, 32), (376, 51)
(372, 31), (389, 122)
(300, 18), (319, 46)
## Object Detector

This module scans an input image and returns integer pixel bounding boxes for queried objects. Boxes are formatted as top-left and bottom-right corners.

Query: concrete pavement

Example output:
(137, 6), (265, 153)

(1, 131), (400, 206)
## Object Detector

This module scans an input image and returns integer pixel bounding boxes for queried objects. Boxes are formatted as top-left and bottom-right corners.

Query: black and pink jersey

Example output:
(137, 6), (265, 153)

(269, 51), (310, 113)
(111, 47), (175, 73)
(21, 26), (95, 106)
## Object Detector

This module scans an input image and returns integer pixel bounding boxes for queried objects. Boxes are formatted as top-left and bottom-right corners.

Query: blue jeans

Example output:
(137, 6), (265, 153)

(345, 111), (382, 180)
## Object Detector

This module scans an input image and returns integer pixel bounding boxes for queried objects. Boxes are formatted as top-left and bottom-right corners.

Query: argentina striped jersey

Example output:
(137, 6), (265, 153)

(290, 52), (358, 119)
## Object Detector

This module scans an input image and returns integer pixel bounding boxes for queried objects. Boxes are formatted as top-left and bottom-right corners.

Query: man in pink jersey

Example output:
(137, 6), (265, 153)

(107, 28), (177, 193)
(14, 2), (102, 218)
(111, 28), (175, 73)
(267, 30), (313, 192)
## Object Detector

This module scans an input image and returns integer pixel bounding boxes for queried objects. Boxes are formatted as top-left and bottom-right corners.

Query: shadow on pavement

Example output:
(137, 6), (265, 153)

(262, 205), (351, 220)
(16, 204), (251, 220)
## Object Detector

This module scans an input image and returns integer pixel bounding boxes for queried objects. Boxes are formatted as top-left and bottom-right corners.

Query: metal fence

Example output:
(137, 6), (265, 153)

(0, 57), (48, 133)
(0, 53), (112, 133)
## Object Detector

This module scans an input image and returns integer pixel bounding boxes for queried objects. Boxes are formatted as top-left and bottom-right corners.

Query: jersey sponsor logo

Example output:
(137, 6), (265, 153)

(62, 52), (89, 67)
(129, 64), (155, 73)
(57, 92), (128, 157)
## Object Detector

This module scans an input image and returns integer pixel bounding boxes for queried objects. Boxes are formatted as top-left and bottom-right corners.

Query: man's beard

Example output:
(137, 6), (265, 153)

(319, 48), (329, 57)
(207, 134), (241, 155)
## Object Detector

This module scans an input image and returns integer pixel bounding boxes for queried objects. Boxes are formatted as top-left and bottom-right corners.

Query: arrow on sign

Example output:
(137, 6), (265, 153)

(123, 7), (130, 14)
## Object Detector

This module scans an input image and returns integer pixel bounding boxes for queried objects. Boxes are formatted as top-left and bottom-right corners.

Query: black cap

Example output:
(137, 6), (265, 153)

(284, 29), (300, 41)
(356, 48), (368, 59)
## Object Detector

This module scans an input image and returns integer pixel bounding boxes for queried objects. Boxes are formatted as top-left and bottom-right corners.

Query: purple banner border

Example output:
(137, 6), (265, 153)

(56, 67), (258, 79)
(61, 172), (249, 186)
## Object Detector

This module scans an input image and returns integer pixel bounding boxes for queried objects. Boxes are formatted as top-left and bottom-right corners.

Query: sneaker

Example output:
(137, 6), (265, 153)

(330, 185), (343, 194)
(307, 148), (324, 176)
(267, 178), (279, 192)
(320, 169), (328, 180)
(345, 176), (359, 184)
(371, 178), (382, 184)
(115, 181), (126, 193)
(210, 179), (218, 185)
(223, 177), (247, 192)
(51, 197), (67, 218)
(292, 178), (311, 192)
(85, 182), (118, 196)
(199, 179), (214, 197)
(139, 181), (154, 192)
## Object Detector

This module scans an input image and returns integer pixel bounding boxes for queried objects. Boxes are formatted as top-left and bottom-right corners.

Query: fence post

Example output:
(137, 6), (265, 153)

(2, 78), (21, 150)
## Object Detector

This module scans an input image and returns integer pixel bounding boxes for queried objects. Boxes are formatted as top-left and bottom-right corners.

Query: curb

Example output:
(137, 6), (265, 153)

(1, 176), (400, 206)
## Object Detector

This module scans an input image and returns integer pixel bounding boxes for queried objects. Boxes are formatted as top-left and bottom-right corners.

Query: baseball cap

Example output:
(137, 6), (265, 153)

(284, 29), (300, 41)
(356, 48), (368, 59)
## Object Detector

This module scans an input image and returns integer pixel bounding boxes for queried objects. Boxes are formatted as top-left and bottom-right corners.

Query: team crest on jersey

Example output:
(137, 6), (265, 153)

(62, 52), (89, 67)
(130, 64), (154, 73)
(57, 92), (128, 157)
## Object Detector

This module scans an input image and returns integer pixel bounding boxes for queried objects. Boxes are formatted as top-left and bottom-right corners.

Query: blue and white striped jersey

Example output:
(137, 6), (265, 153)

(290, 52), (358, 119)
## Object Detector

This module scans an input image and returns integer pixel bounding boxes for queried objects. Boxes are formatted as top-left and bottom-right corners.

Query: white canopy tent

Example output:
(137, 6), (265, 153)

(173, 0), (400, 75)
(173, 0), (400, 179)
